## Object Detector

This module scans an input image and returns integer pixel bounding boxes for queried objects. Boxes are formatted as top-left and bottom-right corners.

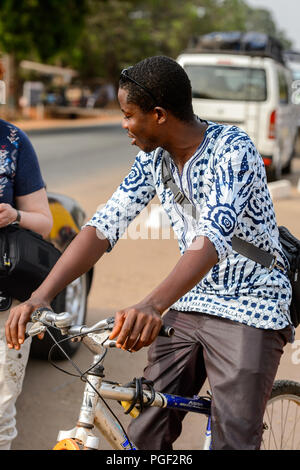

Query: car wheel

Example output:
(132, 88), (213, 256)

(30, 273), (88, 361)
(282, 134), (297, 175)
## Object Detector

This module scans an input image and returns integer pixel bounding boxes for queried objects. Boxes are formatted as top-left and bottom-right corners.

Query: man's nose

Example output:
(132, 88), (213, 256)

(122, 118), (128, 130)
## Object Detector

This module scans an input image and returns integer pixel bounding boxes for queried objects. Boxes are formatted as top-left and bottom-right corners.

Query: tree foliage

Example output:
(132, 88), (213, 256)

(0, 0), (88, 61)
(63, 0), (201, 84)
(64, 0), (293, 83)
(0, 0), (293, 94)
(244, 6), (292, 49)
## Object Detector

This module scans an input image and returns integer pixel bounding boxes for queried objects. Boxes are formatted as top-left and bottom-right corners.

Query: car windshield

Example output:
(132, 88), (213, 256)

(184, 64), (267, 102)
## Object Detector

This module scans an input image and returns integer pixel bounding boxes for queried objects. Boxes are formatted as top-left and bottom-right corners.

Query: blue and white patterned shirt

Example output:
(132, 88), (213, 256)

(85, 122), (292, 331)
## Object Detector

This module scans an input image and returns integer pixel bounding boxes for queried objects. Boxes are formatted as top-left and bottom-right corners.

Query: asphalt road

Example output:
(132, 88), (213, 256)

(11, 127), (300, 450)
(27, 123), (136, 191)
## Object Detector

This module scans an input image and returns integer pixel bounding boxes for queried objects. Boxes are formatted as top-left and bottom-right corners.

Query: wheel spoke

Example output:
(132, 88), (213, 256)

(265, 402), (278, 450)
(262, 387), (300, 450)
(292, 405), (299, 449)
(281, 399), (290, 449)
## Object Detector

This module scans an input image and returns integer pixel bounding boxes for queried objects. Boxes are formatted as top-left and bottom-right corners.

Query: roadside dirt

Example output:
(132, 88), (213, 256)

(12, 113), (123, 132)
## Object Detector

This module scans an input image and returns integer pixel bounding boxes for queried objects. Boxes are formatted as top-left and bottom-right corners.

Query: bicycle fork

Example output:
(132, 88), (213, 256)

(203, 416), (212, 450)
(54, 355), (136, 450)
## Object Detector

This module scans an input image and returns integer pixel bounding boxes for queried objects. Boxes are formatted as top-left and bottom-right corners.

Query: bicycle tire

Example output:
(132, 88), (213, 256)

(261, 379), (300, 450)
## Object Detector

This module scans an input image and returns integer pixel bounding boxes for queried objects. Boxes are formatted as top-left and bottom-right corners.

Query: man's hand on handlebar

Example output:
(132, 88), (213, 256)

(5, 297), (51, 350)
(109, 303), (162, 352)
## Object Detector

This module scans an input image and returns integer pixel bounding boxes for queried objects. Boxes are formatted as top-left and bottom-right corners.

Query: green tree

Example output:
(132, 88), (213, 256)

(190, 0), (292, 48)
(69, 0), (293, 86)
(0, 0), (88, 109)
(68, 0), (243, 85)
(244, 6), (292, 48)
(198, 0), (248, 33)
(1, 0), (292, 111)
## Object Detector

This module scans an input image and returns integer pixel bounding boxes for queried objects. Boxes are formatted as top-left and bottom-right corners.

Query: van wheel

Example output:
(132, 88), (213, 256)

(282, 136), (297, 175)
(266, 165), (281, 182)
(29, 274), (88, 361)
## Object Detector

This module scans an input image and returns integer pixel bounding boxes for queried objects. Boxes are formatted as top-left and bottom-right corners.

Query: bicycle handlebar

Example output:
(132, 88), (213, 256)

(27, 308), (175, 345)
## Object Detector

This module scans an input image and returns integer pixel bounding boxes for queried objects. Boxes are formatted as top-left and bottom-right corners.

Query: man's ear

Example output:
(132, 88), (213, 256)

(153, 106), (167, 125)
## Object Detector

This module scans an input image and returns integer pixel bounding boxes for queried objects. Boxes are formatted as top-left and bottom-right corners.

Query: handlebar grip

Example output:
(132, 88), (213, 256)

(159, 325), (175, 337)
(107, 316), (174, 337)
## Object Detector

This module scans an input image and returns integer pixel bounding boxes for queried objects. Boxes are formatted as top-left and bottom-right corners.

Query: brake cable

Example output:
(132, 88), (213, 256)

(122, 377), (156, 415)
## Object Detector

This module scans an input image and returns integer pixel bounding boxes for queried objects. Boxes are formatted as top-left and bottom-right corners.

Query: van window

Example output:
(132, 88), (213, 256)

(293, 71), (300, 80)
(184, 65), (267, 102)
(277, 71), (289, 104)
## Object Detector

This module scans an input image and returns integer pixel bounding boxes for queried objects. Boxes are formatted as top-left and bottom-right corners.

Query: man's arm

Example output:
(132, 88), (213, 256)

(109, 236), (218, 351)
(6, 150), (157, 350)
(5, 226), (109, 350)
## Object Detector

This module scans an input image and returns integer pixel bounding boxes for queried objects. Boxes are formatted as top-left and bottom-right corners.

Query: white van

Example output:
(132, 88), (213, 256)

(284, 50), (300, 126)
(177, 49), (298, 180)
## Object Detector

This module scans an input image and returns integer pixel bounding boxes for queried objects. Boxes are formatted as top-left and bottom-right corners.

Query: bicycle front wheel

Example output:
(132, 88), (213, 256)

(261, 380), (300, 450)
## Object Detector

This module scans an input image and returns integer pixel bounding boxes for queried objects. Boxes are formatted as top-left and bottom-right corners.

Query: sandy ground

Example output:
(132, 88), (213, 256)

(12, 112), (123, 132)
(11, 154), (300, 451)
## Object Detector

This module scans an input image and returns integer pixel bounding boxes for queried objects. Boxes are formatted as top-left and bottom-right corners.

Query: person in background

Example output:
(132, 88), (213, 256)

(0, 117), (53, 450)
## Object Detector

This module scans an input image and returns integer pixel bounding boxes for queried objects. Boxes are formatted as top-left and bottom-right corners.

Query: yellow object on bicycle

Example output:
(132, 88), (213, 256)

(49, 201), (79, 239)
(121, 401), (140, 418)
(53, 438), (81, 450)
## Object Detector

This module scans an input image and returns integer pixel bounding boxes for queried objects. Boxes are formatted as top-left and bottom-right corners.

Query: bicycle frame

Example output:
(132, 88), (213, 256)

(28, 310), (300, 451)
(27, 309), (212, 450)
(55, 354), (212, 450)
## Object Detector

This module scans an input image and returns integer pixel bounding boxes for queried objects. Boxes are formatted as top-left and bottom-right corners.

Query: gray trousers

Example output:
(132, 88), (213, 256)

(128, 309), (293, 450)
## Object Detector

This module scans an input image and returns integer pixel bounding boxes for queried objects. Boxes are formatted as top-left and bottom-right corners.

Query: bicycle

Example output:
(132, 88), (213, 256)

(27, 308), (300, 451)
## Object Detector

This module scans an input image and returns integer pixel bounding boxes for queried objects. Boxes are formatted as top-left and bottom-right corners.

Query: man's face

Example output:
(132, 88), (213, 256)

(118, 87), (161, 153)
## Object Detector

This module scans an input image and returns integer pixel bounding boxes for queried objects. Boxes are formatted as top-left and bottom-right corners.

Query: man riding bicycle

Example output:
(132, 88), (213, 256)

(5, 56), (293, 450)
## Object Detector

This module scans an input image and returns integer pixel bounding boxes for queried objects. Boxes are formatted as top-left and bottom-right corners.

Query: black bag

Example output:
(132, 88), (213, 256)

(231, 226), (300, 328)
(278, 227), (300, 328)
(0, 225), (61, 302)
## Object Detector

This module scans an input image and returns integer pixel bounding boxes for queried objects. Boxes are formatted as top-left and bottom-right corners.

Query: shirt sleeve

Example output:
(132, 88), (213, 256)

(195, 140), (259, 262)
(14, 129), (45, 197)
(84, 152), (156, 251)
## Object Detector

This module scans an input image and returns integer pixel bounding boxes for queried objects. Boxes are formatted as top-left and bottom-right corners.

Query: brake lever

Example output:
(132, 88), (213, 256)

(31, 307), (53, 323)
(27, 322), (47, 337)
(78, 331), (116, 355)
